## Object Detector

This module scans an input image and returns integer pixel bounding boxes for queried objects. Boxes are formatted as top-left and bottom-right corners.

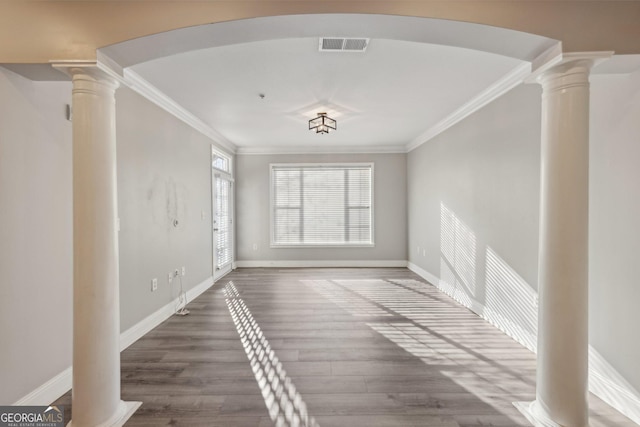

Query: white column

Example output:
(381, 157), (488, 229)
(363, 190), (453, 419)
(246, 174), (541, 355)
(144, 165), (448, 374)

(53, 62), (140, 427)
(516, 52), (611, 427)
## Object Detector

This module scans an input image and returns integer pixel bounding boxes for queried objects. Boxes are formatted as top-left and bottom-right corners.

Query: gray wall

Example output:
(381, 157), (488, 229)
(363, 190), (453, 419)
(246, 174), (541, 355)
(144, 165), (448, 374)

(407, 76), (640, 412)
(0, 68), (73, 405)
(116, 87), (215, 331)
(589, 71), (640, 392)
(408, 83), (541, 347)
(0, 69), (218, 404)
(236, 153), (407, 263)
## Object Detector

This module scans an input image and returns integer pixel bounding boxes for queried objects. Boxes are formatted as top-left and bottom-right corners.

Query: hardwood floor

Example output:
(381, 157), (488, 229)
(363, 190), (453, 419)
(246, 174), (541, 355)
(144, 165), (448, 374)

(53, 268), (636, 426)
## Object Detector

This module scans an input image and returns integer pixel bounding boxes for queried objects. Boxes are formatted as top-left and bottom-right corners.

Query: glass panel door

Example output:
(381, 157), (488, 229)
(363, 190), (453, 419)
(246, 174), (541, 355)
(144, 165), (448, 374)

(213, 174), (233, 280)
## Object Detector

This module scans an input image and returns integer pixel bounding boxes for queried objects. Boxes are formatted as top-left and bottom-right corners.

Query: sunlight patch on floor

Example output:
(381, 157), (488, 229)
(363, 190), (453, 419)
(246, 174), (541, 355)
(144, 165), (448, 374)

(225, 281), (320, 427)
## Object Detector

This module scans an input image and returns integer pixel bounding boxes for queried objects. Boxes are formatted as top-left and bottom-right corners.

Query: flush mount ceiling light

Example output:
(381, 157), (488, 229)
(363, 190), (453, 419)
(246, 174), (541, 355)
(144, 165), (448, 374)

(308, 112), (337, 134)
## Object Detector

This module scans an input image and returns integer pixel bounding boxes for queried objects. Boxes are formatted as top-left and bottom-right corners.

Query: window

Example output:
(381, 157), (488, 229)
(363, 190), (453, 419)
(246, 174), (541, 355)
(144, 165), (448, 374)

(271, 163), (373, 247)
(212, 148), (231, 173)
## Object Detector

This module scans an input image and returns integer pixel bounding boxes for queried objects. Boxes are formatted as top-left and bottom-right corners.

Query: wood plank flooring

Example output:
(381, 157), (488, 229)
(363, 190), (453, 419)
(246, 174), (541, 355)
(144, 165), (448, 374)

(53, 268), (636, 426)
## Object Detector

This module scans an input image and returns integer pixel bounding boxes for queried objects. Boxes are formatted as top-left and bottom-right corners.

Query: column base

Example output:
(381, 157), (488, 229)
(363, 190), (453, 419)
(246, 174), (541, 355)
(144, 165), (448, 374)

(514, 401), (589, 427)
(67, 400), (142, 427)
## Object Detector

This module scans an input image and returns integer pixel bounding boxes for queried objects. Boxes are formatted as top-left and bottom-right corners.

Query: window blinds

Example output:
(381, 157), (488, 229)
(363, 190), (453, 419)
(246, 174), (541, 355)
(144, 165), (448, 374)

(215, 176), (232, 269)
(271, 164), (373, 246)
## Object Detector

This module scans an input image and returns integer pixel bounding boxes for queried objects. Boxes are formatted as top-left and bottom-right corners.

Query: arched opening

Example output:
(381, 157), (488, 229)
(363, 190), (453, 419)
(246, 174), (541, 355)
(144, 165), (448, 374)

(97, 14), (560, 153)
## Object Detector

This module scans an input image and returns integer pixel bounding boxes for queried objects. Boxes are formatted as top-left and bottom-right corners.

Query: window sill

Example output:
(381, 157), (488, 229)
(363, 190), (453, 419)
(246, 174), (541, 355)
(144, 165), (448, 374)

(270, 243), (375, 249)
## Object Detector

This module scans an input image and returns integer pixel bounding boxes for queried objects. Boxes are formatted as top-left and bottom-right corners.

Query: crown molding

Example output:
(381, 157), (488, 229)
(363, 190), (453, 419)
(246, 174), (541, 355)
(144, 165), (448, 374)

(406, 61), (532, 153)
(94, 52), (564, 157)
(96, 54), (237, 154)
(123, 69), (237, 154)
(96, 54), (403, 157)
(236, 144), (406, 155)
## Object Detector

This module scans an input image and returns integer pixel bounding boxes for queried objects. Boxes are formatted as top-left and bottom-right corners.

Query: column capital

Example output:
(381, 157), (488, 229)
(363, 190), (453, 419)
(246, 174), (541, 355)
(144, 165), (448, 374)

(526, 51), (613, 86)
(51, 60), (120, 91)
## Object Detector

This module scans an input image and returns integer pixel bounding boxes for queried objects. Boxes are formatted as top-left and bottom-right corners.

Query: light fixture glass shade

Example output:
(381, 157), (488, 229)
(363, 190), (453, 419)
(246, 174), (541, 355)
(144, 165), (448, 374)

(308, 112), (336, 134)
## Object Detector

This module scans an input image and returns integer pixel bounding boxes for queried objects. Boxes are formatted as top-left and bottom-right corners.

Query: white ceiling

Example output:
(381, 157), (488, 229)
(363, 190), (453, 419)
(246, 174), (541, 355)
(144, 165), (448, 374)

(131, 38), (523, 152)
(100, 14), (560, 154)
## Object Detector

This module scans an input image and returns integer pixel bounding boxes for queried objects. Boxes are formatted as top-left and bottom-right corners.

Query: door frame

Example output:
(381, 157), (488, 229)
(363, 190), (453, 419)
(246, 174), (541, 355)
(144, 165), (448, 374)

(211, 148), (234, 282)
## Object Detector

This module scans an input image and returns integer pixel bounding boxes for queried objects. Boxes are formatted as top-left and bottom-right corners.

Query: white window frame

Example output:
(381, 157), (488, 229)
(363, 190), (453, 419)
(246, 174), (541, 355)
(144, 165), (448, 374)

(270, 163), (375, 248)
(212, 147), (232, 175)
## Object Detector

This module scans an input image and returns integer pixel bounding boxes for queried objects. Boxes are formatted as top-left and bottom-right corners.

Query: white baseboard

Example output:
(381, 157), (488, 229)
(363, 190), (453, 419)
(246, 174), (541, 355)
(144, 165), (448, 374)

(589, 349), (640, 425)
(408, 257), (537, 352)
(407, 262), (486, 320)
(14, 276), (214, 407)
(120, 275), (214, 351)
(13, 367), (72, 406)
(408, 262), (640, 426)
(406, 262), (440, 286)
(235, 260), (408, 268)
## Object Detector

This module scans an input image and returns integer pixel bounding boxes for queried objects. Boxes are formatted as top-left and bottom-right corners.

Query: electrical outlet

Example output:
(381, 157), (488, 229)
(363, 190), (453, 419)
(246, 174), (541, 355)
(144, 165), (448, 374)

(168, 272), (173, 283)
(151, 278), (158, 292)
(181, 266), (186, 276)
(253, 243), (258, 251)
(422, 249), (426, 257)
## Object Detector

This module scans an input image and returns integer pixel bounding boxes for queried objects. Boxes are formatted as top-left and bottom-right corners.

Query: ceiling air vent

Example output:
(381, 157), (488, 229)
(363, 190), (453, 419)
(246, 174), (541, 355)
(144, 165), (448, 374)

(319, 37), (369, 53)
